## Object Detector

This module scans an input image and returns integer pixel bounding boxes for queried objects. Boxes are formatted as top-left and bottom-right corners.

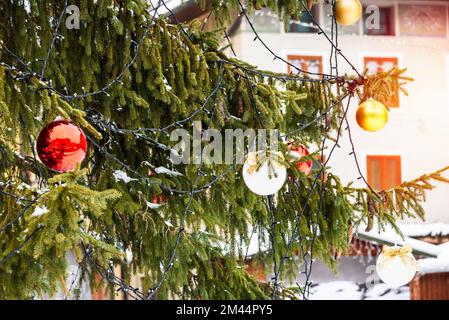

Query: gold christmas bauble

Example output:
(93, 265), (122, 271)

(356, 99), (388, 132)
(335, 0), (363, 26)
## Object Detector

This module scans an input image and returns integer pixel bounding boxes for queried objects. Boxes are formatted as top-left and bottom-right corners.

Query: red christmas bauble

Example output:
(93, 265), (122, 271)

(152, 195), (166, 204)
(36, 120), (88, 172)
(287, 143), (312, 175)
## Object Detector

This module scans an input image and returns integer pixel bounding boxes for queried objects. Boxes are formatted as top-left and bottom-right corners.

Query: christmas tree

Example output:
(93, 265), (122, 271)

(1, 0), (448, 300)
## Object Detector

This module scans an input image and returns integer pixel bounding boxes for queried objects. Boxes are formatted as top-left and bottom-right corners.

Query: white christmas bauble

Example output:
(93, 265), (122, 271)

(242, 152), (287, 196)
(376, 247), (417, 287)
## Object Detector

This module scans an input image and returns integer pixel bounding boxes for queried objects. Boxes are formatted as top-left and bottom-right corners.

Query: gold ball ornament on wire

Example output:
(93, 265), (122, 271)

(335, 0), (363, 26)
(356, 99), (389, 132)
(376, 245), (419, 287)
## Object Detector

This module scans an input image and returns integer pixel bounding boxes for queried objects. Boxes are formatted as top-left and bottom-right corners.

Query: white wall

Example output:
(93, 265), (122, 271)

(230, 0), (449, 223)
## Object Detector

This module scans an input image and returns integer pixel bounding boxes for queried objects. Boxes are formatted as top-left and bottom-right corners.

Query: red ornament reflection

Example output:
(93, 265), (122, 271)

(152, 195), (166, 204)
(287, 143), (312, 175)
(36, 120), (88, 172)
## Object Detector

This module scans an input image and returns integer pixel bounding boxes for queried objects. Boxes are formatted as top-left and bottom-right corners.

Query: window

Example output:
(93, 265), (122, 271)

(364, 57), (399, 108)
(398, 4), (447, 37)
(367, 155), (402, 190)
(287, 55), (323, 79)
(287, 5), (319, 33)
(363, 6), (395, 36)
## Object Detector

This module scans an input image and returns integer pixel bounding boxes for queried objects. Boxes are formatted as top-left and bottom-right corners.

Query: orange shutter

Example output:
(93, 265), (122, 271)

(367, 155), (402, 190)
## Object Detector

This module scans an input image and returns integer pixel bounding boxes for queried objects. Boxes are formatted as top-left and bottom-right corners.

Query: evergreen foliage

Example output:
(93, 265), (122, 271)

(0, 0), (447, 299)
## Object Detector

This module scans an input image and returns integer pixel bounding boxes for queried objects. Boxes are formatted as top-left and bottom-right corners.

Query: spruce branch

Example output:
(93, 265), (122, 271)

(356, 67), (414, 105)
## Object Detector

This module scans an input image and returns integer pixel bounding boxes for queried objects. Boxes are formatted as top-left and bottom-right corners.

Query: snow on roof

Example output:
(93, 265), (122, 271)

(417, 248), (449, 275)
(356, 226), (442, 257)
(438, 241), (449, 252)
(398, 223), (449, 238)
(309, 281), (410, 300)
(418, 258), (449, 275)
